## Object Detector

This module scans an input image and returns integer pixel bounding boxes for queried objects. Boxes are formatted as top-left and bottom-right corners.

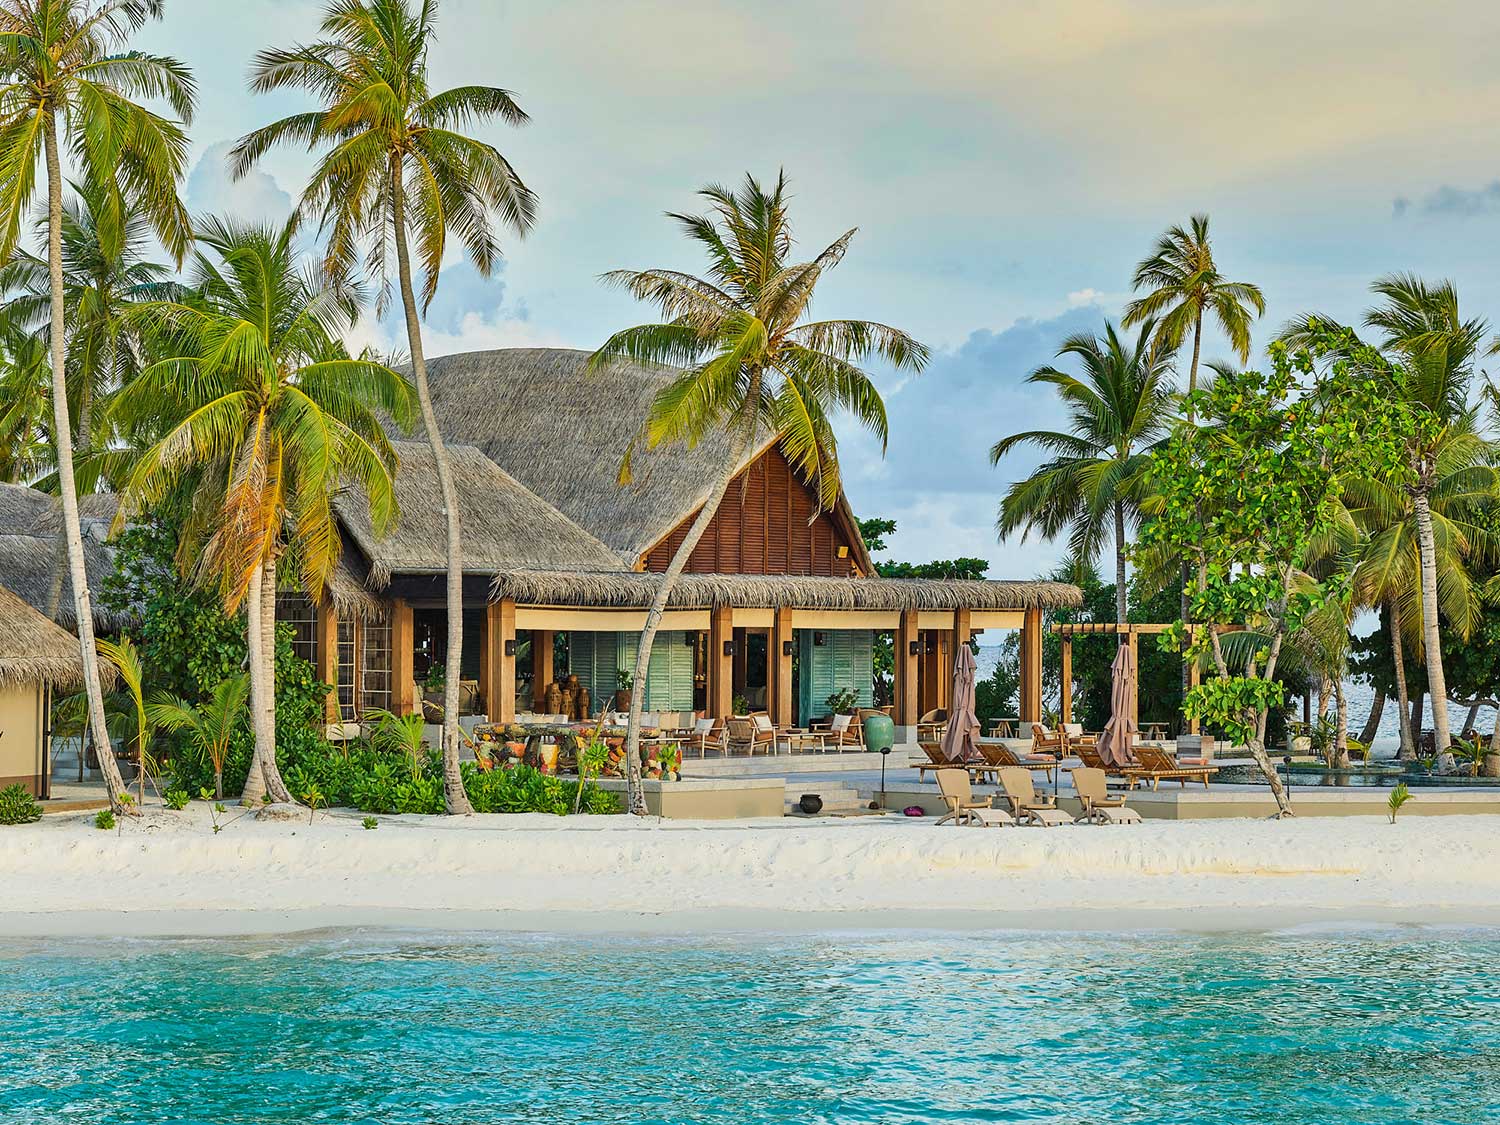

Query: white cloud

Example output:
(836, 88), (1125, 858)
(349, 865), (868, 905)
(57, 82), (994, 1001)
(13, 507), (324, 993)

(1067, 287), (1104, 307)
(184, 141), (292, 226)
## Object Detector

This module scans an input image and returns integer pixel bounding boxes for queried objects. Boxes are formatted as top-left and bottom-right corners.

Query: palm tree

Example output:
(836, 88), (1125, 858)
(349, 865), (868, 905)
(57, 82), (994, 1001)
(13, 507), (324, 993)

(1123, 215), (1265, 407)
(990, 319), (1176, 623)
(0, 309), (50, 482)
(113, 217), (414, 806)
(0, 0), (196, 813)
(147, 673), (249, 800)
(231, 0), (537, 815)
(593, 172), (926, 814)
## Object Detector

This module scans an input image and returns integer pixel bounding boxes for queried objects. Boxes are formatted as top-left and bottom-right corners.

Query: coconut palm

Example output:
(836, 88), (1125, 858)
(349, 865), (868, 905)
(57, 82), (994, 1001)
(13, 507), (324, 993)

(231, 0), (537, 815)
(0, 0), (196, 812)
(0, 309), (49, 482)
(1123, 214), (1265, 407)
(593, 172), (926, 815)
(991, 319), (1176, 623)
(113, 217), (414, 806)
(147, 673), (249, 801)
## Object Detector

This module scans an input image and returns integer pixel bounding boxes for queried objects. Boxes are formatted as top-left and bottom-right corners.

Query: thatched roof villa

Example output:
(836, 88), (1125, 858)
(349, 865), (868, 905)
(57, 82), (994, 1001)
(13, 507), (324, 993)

(0, 584), (86, 797)
(309, 347), (1080, 731)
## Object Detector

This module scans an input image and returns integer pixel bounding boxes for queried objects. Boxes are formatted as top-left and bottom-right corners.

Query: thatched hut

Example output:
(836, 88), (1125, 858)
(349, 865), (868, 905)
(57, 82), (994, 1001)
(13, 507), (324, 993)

(0, 482), (125, 632)
(302, 347), (1081, 733)
(0, 585), (86, 798)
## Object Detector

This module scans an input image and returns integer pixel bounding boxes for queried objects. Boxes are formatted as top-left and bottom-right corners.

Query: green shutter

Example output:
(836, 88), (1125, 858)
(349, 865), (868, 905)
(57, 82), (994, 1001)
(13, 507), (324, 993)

(799, 630), (875, 717)
(619, 631), (695, 711)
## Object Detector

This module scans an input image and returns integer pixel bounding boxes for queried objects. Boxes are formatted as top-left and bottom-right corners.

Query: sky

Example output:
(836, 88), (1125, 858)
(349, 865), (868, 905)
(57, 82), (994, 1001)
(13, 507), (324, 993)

(134, 0), (1500, 577)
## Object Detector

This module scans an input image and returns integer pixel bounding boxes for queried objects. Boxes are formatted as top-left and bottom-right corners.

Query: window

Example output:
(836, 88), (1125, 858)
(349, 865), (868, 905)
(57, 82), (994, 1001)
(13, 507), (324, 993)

(361, 617), (392, 715)
(336, 618), (357, 721)
(276, 594), (318, 665)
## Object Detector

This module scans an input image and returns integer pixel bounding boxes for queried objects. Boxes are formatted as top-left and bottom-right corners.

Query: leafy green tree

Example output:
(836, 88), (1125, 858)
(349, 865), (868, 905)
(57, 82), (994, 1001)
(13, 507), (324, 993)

(113, 218), (413, 806)
(991, 319), (1175, 622)
(233, 0), (538, 815)
(592, 173), (926, 813)
(0, 0), (196, 813)
(1143, 328), (1425, 815)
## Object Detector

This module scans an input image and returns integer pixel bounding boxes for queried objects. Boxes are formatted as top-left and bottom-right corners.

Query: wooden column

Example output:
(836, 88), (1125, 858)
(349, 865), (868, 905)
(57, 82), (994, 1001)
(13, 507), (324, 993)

(532, 629), (554, 708)
(708, 606), (735, 719)
(771, 607), (794, 728)
(486, 598), (516, 724)
(1187, 632), (1201, 734)
(1127, 626), (1139, 729)
(954, 608), (972, 650)
(390, 598), (414, 716)
(1019, 606), (1043, 724)
(1060, 634), (1073, 726)
(895, 609), (920, 726)
(316, 597), (339, 721)
(933, 629), (952, 712)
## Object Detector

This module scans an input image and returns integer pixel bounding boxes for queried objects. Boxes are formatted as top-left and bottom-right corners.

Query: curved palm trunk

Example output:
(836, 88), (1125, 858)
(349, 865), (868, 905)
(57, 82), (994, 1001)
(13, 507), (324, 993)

(622, 409), (758, 816)
(1412, 486), (1451, 755)
(391, 163), (472, 815)
(1390, 602), (1413, 759)
(42, 114), (128, 812)
(1332, 677), (1350, 768)
(1180, 312), (1204, 702)
(259, 557), (291, 803)
(1113, 500), (1127, 623)
(241, 562), (269, 806)
(45, 379), (92, 620)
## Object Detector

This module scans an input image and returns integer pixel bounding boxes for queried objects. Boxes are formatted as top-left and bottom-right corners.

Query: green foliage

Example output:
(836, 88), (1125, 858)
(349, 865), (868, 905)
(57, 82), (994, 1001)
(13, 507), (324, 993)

(94, 808), (115, 831)
(974, 644), (1020, 732)
(1387, 782), (1413, 823)
(875, 558), (989, 579)
(164, 788), (190, 811)
(362, 816), (379, 830)
(1450, 737), (1488, 776)
(857, 517), (897, 552)
(463, 761), (616, 816)
(0, 784), (42, 825)
(826, 688), (859, 715)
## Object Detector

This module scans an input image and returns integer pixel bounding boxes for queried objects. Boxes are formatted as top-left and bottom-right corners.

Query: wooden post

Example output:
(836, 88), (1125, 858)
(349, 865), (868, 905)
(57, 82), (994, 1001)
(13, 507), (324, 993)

(708, 606), (734, 719)
(486, 598), (516, 724)
(954, 608), (972, 650)
(532, 629), (554, 709)
(316, 597), (339, 722)
(934, 629), (952, 712)
(1187, 630), (1201, 734)
(1127, 626), (1139, 729)
(1060, 634), (1073, 726)
(771, 607), (794, 728)
(390, 598), (414, 716)
(1019, 607), (1043, 724)
(895, 608), (920, 726)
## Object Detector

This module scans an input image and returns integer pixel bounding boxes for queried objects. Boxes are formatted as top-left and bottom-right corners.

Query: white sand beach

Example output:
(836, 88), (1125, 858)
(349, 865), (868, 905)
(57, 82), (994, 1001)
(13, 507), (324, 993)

(5, 805), (1500, 937)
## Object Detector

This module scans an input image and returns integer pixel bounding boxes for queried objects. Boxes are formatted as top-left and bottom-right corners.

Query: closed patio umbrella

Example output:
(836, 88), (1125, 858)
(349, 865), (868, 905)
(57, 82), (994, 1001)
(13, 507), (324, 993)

(940, 645), (981, 763)
(1097, 643), (1138, 768)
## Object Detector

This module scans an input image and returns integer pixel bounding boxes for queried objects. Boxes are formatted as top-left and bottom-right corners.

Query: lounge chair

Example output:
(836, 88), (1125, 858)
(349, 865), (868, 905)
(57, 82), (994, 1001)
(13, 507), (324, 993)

(997, 766), (1072, 827)
(917, 708), (949, 743)
(687, 717), (725, 758)
(1029, 723), (1066, 757)
(916, 742), (998, 783)
(1073, 739), (1131, 777)
(750, 712), (789, 753)
(811, 712), (865, 750)
(1069, 767), (1142, 824)
(980, 741), (1057, 784)
(1122, 744), (1220, 790)
(1063, 723), (1100, 754)
(935, 767), (1014, 827)
(725, 717), (775, 756)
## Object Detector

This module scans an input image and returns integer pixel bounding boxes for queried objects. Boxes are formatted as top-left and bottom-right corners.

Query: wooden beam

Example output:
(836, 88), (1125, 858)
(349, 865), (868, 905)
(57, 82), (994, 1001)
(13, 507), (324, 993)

(532, 629), (553, 708)
(771, 606), (794, 728)
(1060, 634), (1073, 726)
(708, 606), (734, 719)
(1019, 607), (1044, 724)
(954, 608), (972, 649)
(316, 597), (339, 721)
(895, 608), (920, 726)
(486, 598), (516, 724)
(390, 598), (414, 716)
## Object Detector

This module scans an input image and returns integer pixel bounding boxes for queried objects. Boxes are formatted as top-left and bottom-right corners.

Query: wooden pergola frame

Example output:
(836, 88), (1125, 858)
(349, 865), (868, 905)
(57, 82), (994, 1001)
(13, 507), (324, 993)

(1051, 622), (1207, 735)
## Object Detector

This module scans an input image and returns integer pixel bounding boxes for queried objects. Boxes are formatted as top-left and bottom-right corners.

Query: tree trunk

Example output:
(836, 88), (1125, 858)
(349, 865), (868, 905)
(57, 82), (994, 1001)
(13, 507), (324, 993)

(214, 767), (223, 802)
(1332, 676), (1350, 769)
(42, 113), (128, 812)
(45, 367), (95, 620)
(1391, 603), (1413, 759)
(622, 407), (758, 816)
(1246, 734), (1293, 817)
(1357, 687), (1385, 746)
(259, 558), (291, 804)
(1412, 486), (1451, 754)
(390, 160), (472, 815)
(1113, 500), (1127, 623)
(241, 562), (269, 807)
(1179, 315), (1203, 703)
(1461, 702), (1479, 739)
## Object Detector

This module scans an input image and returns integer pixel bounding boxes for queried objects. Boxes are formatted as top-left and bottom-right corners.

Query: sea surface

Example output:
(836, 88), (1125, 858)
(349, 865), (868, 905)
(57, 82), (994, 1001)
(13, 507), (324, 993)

(2, 928), (1498, 1123)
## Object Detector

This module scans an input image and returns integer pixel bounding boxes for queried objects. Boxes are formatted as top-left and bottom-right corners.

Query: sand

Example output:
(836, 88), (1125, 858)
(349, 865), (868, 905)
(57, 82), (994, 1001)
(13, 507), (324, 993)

(3, 803), (1498, 937)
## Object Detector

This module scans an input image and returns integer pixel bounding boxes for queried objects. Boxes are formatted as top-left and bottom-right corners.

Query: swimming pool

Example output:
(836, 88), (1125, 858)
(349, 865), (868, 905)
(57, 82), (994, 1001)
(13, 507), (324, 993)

(2, 928), (1496, 1123)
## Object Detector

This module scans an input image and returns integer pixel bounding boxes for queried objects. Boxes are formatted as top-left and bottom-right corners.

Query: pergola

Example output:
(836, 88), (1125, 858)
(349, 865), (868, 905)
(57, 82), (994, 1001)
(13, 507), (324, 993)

(1051, 622), (1205, 735)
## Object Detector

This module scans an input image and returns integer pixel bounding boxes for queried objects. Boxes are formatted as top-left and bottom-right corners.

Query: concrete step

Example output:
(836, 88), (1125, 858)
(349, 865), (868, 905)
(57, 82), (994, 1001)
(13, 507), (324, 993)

(690, 749), (919, 777)
(783, 781), (867, 815)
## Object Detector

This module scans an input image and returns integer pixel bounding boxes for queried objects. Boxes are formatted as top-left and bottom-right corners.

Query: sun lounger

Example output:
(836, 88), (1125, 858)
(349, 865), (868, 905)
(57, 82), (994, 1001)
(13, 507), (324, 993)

(1069, 767), (1142, 824)
(935, 767), (1014, 827)
(997, 766), (1072, 827)
(916, 742), (999, 783)
(1072, 740), (1132, 777)
(1122, 744), (1220, 790)
(980, 741), (1057, 784)
(1029, 723), (1065, 757)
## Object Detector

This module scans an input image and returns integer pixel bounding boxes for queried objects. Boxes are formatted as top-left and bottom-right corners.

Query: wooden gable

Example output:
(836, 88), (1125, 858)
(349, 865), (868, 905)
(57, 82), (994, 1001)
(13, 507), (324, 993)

(640, 444), (865, 577)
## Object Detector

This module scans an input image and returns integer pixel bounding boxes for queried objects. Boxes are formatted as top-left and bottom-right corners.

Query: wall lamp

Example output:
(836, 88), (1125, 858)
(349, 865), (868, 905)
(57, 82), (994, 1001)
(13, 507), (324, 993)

(814, 632), (828, 647)
(723, 639), (736, 657)
(782, 640), (795, 657)
(908, 640), (921, 657)
(503, 639), (517, 657)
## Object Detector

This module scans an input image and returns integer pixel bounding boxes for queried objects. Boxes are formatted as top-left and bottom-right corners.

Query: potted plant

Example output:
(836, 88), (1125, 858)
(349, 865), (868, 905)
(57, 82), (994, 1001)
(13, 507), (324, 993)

(423, 664), (446, 706)
(613, 669), (634, 711)
(732, 694), (750, 717)
(826, 688), (859, 717)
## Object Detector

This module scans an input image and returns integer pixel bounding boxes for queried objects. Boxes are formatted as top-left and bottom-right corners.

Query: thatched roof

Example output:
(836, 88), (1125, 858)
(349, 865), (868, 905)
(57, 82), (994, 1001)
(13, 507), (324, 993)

(0, 484), (124, 631)
(488, 569), (1083, 611)
(0, 583), (86, 689)
(333, 441), (627, 586)
(421, 348), (787, 562)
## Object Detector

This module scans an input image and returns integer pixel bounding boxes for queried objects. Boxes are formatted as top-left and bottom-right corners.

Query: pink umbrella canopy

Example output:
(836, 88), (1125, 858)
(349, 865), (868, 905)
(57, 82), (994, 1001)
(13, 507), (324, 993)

(940, 644), (981, 762)
(1097, 642), (1139, 767)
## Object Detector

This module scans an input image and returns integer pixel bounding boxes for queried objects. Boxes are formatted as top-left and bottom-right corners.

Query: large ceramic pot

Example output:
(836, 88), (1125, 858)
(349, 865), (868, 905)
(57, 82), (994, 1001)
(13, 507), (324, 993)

(863, 712), (896, 754)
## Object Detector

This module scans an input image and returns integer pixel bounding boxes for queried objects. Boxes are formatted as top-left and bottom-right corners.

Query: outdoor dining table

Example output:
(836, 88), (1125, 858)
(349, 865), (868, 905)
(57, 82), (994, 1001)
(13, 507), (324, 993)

(780, 728), (829, 754)
(989, 717), (1019, 738)
(1141, 721), (1169, 741)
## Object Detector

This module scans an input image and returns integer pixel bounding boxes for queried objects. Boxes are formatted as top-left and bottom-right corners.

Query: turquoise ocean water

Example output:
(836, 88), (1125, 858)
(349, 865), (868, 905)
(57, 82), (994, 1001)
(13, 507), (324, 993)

(2, 928), (1498, 1123)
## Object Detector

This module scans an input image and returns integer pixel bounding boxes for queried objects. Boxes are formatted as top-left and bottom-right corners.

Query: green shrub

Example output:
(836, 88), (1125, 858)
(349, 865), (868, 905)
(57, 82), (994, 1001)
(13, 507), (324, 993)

(94, 808), (116, 831)
(362, 816), (378, 830)
(164, 788), (190, 811)
(0, 784), (42, 825)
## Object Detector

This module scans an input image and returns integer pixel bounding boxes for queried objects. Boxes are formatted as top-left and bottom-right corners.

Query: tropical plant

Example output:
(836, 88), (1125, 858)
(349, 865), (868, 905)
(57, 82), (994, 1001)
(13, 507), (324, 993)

(145, 673), (249, 800)
(0, 310), (51, 483)
(233, 0), (539, 815)
(96, 635), (155, 805)
(0, 783), (42, 825)
(163, 787), (188, 810)
(1387, 781), (1413, 822)
(826, 687), (859, 715)
(364, 707), (427, 782)
(93, 807), (114, 830)
(0, 0), (197, 813)
(112, 217), (413, 806)
(591, 172), (926, 813)
(991, 319), (1176, 621)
